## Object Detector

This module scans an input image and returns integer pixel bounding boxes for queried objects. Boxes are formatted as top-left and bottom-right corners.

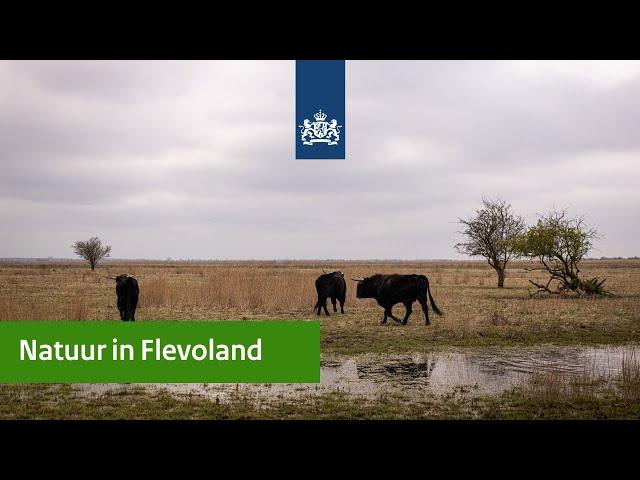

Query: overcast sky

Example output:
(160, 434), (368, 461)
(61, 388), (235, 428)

(1, 60), (639, 259)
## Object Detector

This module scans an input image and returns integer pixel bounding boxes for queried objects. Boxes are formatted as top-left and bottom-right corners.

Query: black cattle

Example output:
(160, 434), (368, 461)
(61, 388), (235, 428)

(107, 274), (139, 321)
(314, 270), (346, 316)
(352, 274), (442, 325)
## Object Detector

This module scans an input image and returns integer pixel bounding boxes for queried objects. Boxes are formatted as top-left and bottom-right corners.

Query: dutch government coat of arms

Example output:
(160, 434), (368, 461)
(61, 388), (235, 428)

(299, 109), (342, 146)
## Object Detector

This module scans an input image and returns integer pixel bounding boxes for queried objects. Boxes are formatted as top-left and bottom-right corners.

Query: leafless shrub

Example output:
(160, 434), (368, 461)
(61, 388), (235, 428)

(455, 198), (526, 288)
(72, 237), (111, 271)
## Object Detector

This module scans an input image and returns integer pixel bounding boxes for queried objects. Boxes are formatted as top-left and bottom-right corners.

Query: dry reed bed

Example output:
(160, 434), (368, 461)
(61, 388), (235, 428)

(503, 349), (640, 417)
(0, 261), (639, 345)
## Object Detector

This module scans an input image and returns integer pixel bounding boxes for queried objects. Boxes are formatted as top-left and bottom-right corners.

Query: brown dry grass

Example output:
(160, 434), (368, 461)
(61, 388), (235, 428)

(520, 369), (596, 405)
(0, 259), (639, 353)
(489, 348), (640, 419)
(621, 349), (640, 400)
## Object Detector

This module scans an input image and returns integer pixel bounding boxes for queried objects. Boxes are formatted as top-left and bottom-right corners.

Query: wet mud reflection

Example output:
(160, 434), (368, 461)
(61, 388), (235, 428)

(79, 344), (639, 402)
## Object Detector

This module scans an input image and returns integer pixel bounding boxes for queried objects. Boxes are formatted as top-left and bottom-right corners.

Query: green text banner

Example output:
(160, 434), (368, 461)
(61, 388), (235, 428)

(0, 321), (320, 383)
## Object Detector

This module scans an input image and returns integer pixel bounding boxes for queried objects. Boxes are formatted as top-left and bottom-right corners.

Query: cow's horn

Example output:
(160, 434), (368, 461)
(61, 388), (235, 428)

(322, 269), (327, 274)
(351, 277), (364, 282)
(105, 276), (117, 280)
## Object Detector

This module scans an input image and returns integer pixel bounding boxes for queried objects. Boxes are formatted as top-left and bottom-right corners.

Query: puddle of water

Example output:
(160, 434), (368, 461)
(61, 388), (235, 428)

(78, 344), (639, 403)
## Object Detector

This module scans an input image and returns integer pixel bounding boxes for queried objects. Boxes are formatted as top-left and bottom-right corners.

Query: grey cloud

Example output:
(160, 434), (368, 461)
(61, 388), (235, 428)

(0, 60), (639, 259)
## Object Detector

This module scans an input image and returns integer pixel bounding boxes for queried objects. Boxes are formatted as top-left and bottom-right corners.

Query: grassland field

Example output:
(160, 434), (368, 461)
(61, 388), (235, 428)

(1, 259), (639, 419)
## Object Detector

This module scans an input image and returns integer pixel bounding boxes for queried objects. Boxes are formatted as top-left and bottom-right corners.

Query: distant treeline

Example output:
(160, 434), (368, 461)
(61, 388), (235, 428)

(1, 257), (639, 264)
(597, 256), (640, 260)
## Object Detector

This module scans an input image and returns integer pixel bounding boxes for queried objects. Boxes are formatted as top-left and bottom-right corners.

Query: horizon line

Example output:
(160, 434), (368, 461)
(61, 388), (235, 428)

(1, 256), (638, 262)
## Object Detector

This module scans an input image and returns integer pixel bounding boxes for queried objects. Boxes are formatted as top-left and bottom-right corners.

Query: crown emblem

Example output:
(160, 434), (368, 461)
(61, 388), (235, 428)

(299, 109), (342, 146)
(314, 110), (328, 122)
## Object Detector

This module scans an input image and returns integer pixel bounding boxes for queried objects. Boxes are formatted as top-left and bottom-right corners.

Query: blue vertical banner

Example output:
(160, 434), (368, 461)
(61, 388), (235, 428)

(296, 60), (345, 160)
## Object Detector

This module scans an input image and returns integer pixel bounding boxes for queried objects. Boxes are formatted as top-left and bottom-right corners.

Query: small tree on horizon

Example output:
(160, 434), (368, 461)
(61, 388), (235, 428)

(72, 237), (111, 271)
(511, 209), (609, 296)
(455, 198), (526, 288)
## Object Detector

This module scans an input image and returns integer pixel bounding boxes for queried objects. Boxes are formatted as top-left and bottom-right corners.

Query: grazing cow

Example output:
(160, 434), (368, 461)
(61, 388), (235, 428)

(107, 274), (139, 321)
(352, 274), (442, 325)
(314, 270), (346, 316)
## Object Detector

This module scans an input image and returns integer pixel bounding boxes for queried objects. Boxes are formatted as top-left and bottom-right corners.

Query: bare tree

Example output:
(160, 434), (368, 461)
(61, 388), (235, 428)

(72, 237), (111, 271)
(511, 209), (609, 296)
(455, 198), (526, 288)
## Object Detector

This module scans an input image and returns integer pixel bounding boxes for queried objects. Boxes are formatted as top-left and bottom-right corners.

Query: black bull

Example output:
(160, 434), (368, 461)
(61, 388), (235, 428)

(354, 274), (442, 325)
(108, 274), (139, 321)
(314, 271), (346, 316)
